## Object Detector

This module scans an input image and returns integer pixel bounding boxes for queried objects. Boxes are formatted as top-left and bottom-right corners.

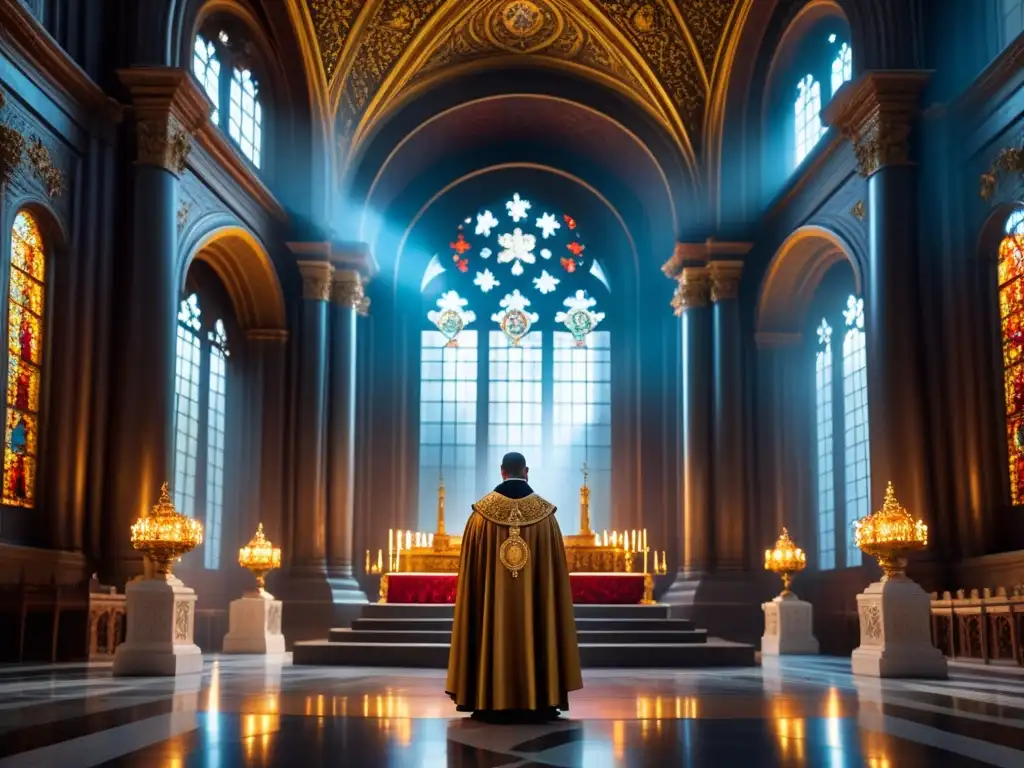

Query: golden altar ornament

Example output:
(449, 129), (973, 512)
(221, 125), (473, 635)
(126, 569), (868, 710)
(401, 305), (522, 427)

(238, 523), (282, 594)
(764, 527), (806, 597)
(854, 481), (927, 581)
(130, 482), (203, 579)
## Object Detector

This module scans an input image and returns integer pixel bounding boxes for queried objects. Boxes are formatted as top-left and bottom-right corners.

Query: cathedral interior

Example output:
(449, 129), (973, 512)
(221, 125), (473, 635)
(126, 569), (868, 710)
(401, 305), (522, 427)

(1, 0), (1024, 765)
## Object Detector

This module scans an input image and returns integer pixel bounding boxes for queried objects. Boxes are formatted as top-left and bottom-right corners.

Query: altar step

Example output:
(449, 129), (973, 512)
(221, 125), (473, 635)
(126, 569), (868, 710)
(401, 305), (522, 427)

(293, 603), (755, 669)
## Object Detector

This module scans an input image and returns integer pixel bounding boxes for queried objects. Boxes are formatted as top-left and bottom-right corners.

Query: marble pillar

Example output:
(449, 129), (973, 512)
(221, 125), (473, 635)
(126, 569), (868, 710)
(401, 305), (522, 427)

(824, 71), (931, 517)
(325, 269), (367, 602)
(105, 69), (208, 588)
(291, 259), (332, 578)
(710, 260), (747, 571)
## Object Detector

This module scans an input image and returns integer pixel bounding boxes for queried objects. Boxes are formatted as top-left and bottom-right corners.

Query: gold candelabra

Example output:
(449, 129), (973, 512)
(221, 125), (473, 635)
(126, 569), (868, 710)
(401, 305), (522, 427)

(854, 481), (928, 581)
(764, 527), (806, 597)
(238, 523), (282, 595)
(129, 482), (203, 579)
(365, 548), (384, 574)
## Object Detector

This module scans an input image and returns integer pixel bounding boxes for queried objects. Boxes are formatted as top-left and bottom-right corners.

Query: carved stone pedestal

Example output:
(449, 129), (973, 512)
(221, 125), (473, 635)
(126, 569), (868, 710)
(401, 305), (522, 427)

(113, 576), (202, 676)
(852, 577), (947, 678)
(223, 593), (286, 654)
(761, 594), (819, 655)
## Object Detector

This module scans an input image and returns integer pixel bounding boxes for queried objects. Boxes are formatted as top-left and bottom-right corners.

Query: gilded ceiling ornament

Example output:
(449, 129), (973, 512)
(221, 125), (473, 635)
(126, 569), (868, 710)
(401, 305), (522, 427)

(502, 1), (543, 39)
(851, 200), (866, 221)
(676, 0), (735, 75)
(670, 267), (710, 315)
(979, 147), (1023, 202)
(308, 0), (360, 81)
(632, 4), (655, 33)
(137, 116), (191, 176)
(25, 137), (63, 197)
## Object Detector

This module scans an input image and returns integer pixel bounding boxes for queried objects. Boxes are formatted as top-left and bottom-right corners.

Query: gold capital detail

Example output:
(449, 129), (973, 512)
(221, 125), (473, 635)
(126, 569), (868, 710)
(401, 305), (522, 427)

(671, 267), (710, 315)
(332, 271), (366, 309)
(137, 116), (191, 175)
(709, 261), (743, 302)
(297, 260), (333, 302)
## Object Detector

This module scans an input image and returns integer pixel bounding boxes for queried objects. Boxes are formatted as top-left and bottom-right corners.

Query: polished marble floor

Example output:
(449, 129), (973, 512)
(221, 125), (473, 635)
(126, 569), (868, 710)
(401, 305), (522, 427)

(0, 655), (1022, 766)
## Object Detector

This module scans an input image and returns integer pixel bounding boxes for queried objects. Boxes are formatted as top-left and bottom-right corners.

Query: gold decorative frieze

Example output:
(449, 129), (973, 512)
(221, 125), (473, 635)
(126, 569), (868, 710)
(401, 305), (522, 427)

(708, 260), (743, 302)
(851, 200), (866, 221)
(980, 147), (1024, 202)
(671, 266), (710, 315)
(297, 260), (334, 302)
(25, 137), (63, 197)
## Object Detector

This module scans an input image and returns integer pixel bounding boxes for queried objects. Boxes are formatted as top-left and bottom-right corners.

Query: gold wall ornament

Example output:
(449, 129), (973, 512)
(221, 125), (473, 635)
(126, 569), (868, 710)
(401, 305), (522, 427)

(129, 482), (204, 579)
(238, 523), (282, 595)
(709, 260), (743, 302)
(25, 137), (63, 197)
(979, 147), (1024, 202)
(671, 266), (710, 315)
(137, 117), (191, 175)
(0, 123), (25, 187)
(851, 200), (866, 221)
(854, 481), (928, 581)
(764, 527), (806, 597)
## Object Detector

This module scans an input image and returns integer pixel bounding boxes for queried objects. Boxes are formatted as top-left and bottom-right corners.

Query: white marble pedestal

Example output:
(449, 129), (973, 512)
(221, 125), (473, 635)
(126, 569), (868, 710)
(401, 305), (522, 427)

(761, 593), (819, 655)
(222, 592), (286, 654)
(851, 577), (947, 678)
(113, 575), (203, 676)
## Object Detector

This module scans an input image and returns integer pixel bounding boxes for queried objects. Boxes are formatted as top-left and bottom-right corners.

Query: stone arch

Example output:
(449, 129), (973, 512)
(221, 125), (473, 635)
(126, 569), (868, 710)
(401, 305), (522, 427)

(181, 220), (286, 332)
(756, 225), (863, 337)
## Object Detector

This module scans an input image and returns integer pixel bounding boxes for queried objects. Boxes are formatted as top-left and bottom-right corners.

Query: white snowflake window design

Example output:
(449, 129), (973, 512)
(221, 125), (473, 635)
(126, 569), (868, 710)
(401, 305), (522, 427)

(474, 269), (500, 293)
(476, 210), (499, 237)
(555, 290), (605, 330)
(533, 270), (560, 294)
(427, 290), (476, 327)
(540, 248), (552, 260)
(480, 247), (492, 259)
(491, 289), (539, 325)
(497, 228), (537, 276)
(536, 213), (561, 239)
(506, 193), (531, 222)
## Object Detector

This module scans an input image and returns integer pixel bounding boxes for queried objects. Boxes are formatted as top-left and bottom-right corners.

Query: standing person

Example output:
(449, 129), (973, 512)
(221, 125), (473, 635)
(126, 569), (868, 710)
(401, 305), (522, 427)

(445, 452), (582, 721)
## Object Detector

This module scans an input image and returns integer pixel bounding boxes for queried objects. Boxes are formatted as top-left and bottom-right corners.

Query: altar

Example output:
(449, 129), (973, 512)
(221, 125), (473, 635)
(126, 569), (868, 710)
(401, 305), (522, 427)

(382, 571), (646, 605)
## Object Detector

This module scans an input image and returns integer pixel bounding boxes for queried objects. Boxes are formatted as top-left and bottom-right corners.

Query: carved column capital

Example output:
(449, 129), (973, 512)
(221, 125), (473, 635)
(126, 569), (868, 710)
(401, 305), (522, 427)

(708, 260), (744, 302)
(331, 269), (366, 310)
(822, 70), (930, 178)
(296, 260), (334, 302)
(117, 68), (211, 176)
(671, 267), (710, 315)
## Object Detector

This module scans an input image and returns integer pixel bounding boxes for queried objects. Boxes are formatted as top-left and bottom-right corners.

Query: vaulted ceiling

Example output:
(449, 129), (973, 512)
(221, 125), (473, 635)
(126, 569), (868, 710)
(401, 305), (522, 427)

(294, 0), (750, 182)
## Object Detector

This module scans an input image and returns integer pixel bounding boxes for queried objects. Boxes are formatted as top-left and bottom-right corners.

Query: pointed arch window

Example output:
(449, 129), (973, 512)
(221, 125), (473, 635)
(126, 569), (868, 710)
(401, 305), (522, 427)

(813, 294), (870, 569)
(191, 24), (263, 169)
(418, 195), (611, 533)
(4, 211), (46, 508)
(173, 294), (230, 568)
(998, 210), (1024, 503)
(794, 74), (824, 166)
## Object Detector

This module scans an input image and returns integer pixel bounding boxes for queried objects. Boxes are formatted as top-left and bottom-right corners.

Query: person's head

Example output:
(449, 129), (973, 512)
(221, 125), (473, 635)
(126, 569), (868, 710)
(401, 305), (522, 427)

(500, 451), (528, 481)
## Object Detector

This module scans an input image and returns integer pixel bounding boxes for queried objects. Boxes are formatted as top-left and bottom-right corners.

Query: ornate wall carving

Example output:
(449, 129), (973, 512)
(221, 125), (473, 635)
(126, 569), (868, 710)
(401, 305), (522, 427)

(676, 0), (735, 76)
(308, 0), (362, 82)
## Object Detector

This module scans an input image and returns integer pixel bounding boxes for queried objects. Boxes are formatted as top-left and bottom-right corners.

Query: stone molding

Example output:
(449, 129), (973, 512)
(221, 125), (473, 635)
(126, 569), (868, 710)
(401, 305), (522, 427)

(117, 68), (211, 176)
(822, 70), (931, 178)
(708, 260), (744, 302)
(296, 260), (334, 302)
(671, 267), (710, 315)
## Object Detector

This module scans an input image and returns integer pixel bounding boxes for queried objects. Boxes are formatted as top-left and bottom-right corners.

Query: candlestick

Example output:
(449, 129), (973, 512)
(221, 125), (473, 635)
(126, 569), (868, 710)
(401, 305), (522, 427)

(602, 530), (608, 546)
(406, 530), (411, 550)
(365, 549), (371, 573)
(643, 545), (648, 576)
(594, 534), (600, 545)
(632, 530), (637, 551)
(660, 551), (667, 575)
(643, 528), (647, 550)
(428, 533), (434, 548)
(389, 529), (394, 569)
(377, 549), (383, 572)
(396, 536), (402, 572)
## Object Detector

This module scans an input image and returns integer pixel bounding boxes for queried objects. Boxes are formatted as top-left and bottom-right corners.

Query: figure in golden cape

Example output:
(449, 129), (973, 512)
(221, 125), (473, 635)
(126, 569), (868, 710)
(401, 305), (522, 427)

(445, 452), (583, 720)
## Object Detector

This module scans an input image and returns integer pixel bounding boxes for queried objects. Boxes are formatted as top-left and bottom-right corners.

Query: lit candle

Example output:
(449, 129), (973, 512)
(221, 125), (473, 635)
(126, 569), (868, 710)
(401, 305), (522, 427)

(428, 533), (434, 547)
(365, 549), (371, 573)
(377, 549), (383, 572)
(594, 534), (600, 546)
(661, 551), (666, 572)
(643, 528), (647, 550)
(653, 550), (659, 572)
(603, 530), (608, 546)
(631, 530), (637, 551)
(396, 536), (402, 571)
(406, 530), (412, 550)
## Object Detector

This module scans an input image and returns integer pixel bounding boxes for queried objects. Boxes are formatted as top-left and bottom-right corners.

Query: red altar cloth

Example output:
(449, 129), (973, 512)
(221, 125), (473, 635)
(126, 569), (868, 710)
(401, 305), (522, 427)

(384, 572), (645, 605)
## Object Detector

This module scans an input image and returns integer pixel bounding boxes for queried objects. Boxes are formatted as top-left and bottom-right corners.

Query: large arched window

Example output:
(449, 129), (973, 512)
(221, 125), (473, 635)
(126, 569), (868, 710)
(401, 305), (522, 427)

(813, 293), (870, 569)
(173, 292), (230, 568)
(4, 211), (46, 508)
(791, 31), (853, 168)
(419, 194), (612, 533)
(999, 209), (1024, 503)
(192, 22), (263, 169)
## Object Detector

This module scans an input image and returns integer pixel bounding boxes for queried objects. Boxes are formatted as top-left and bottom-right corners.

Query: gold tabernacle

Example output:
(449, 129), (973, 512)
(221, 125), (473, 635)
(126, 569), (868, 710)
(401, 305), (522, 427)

(129, 482), (203, 579)
(854, 481), (928, 581)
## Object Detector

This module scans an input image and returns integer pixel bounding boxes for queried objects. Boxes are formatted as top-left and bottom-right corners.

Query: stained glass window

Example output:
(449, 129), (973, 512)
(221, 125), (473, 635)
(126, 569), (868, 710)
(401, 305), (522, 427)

(418, 194), (611, 532)
(192, 35), (220, 124)
(831, 42), (852, 96)
(4, 211), (45, 507)
(815, 319), (836, 570)
(999, 209), (1024, 504)
(842, 295), (870, 566)
(795, 74), (824, 166)
(173, 294), (231, 567)
(229, 68), (261, 168)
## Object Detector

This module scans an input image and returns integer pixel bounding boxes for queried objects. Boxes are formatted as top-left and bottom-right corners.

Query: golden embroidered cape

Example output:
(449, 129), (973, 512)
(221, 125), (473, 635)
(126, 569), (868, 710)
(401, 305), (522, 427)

(445, 486), (583, 712)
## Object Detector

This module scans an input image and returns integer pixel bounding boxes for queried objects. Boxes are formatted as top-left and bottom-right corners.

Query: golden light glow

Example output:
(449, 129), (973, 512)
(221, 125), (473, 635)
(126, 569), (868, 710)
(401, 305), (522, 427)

(764, 527), (806, 596)
(130, 482), (203, 577)
(853, 482), (927, 580)
(239, 523), (282, 594)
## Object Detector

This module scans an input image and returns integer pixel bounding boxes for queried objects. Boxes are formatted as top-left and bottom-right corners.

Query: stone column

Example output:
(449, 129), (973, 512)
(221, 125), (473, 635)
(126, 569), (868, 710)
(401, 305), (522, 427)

(105, 69), (208, 587)
(672, 266), (713, 576)
(710, 260), (747, 571)
(825, 71), (931, 518)
(325, 268), (367, 602)
(290, 257), (332, 578)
